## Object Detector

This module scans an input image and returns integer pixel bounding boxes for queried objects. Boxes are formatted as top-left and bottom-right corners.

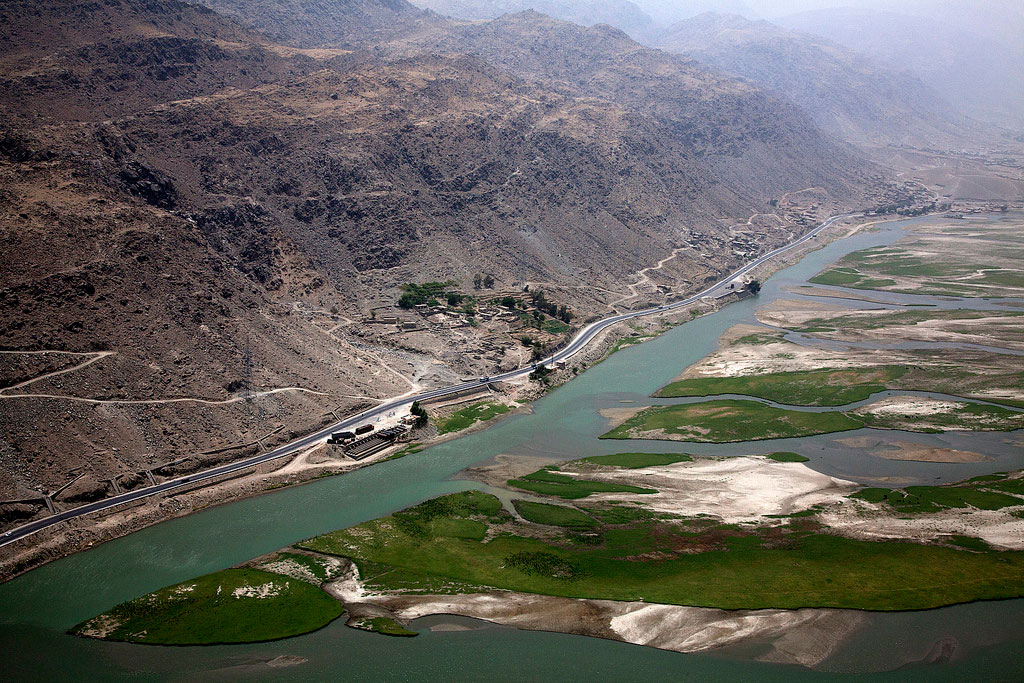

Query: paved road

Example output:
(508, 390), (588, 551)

(0, 213), (856, 549)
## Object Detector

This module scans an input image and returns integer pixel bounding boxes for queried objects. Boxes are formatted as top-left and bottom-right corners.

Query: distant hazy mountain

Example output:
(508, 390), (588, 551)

(632, 0), (758, 26)
(653, 13), (986, 149)
(776, 7), (1024, 131)
(409, 0), (653, 38)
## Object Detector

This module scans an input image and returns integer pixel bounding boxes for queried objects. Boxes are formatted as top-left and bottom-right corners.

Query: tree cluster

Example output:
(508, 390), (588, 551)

(398, 280), (457, 309)
(409, 401), (428, 428)
(529, 289), (573, 323)
(473, 273), (496, 290)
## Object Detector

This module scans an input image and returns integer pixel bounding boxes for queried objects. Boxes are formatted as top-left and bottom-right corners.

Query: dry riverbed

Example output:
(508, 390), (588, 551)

(325, 558), (868, 669)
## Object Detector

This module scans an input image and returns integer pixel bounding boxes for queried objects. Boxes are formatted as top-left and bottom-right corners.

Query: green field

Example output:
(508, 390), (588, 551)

(809, 243), (1024, 296)
(508, 467), (657, 499)
(583, 452), (693, 468)
(657, 359), (1024, 410)
(435, 402), (511, 434)
(513, 500), (598, 528)
(542, 319), (571, 334)
(298, 491), (1024, 611)
(656, 367), (907, 406)
(71, 568), (344, 645)
(764, 451), (810, 463)
(790, 309), (1022, 334)
(852, 472), (1024, 514)
(601, 399), (864, 442)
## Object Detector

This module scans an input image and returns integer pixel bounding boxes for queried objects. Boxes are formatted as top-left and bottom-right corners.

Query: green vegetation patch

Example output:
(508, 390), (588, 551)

(71, 568), (344, 645)
(388, 490), (505, 540)
(610, 334), (656, 354)
(382, 443), (425, 462)
(809, 242), (1024, 296)
(764, 452), (810, 463)
(254, 552), (343, 584)
(507, 467), (656, 499)
(436, 402), (511, 435)
(601, 399), (863, 442)
(656, 367), (907, 406)
(730, 331), (786, 346)
(589, 504), (658, 525)
(350, 617), (418, 637)
(542, 319), (571, 334)
(300, 492), (1024, 611)
(583, 452), (693, 468)
(512, 500), (598, 529)
(948, 535), (991, 552)
(398, 280), (458, 309)
(791, 309), (1022, 334)
(851, 473), (1024, 514)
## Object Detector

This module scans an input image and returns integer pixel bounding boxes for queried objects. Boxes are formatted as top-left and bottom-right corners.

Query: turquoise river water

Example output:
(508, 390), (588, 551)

(2, 214), (1023, 681)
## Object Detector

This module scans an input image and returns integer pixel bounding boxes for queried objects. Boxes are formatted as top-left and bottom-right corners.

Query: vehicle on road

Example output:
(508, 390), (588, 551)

(0, 212), (857, 549)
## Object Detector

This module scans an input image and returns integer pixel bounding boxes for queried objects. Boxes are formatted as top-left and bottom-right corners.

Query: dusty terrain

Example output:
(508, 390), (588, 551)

(757, 299), (1024, 351)
(306, 450), (1022, 664)
(834, 437), (991, 463)
(821, 502), (1024, 551)
(0, 0), (899, 532)
(559, 456), (857, 523)
(326, 559), (867, 668)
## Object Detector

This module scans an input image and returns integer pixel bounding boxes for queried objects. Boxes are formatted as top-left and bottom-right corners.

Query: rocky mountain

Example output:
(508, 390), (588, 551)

(0, 0), (883, 521)
(0, 0), (323, 121)
(197, 0), (444, 49)
(652, 13), (983, 150)
(382, 11), (866, 200)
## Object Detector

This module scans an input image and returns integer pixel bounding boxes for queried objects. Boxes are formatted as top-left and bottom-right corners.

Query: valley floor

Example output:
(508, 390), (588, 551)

(67, 212), (1024, 667)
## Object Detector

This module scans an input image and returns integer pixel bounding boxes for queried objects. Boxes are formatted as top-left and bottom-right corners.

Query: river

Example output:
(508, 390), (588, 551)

(2, 214), (1023, 680)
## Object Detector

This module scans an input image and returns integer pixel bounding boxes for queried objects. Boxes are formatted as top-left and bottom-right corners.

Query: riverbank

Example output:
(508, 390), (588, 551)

(72, 456), (1024, 658)
(5, 210), (1024, 681)
(0, 211), (874, 584)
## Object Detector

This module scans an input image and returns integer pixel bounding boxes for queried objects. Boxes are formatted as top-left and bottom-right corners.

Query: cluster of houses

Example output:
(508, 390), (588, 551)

(363, 292), (558, 337)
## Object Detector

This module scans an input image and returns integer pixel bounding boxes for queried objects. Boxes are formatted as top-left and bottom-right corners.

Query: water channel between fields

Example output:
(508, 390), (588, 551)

(2, 213), (1023, 680)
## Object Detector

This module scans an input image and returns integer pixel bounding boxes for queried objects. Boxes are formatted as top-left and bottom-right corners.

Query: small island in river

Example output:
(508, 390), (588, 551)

(71, 216), (1024, 667)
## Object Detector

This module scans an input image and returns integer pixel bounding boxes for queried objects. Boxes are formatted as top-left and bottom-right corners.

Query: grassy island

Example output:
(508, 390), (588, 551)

(296, 489), (1024, 612)
(70, 567), (344, 645)
(600, 399), (864, 442)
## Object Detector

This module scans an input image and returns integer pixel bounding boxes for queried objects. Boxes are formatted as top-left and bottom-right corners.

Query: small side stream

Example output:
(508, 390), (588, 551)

(1, 213), (1022, 680)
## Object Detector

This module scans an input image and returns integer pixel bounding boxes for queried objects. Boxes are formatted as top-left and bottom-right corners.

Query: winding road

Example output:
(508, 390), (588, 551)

(0, 212), (856, 549)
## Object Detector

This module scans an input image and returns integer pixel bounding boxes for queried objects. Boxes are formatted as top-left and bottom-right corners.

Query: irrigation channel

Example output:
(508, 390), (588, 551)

(2, 213), (1023, 680)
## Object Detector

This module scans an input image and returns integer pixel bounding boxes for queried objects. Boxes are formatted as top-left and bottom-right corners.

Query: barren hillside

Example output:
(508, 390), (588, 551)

(0, 0), (889, 529)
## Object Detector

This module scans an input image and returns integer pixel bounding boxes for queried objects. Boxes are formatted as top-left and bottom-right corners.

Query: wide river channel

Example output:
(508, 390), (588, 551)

(2, 214), (1023, 680)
